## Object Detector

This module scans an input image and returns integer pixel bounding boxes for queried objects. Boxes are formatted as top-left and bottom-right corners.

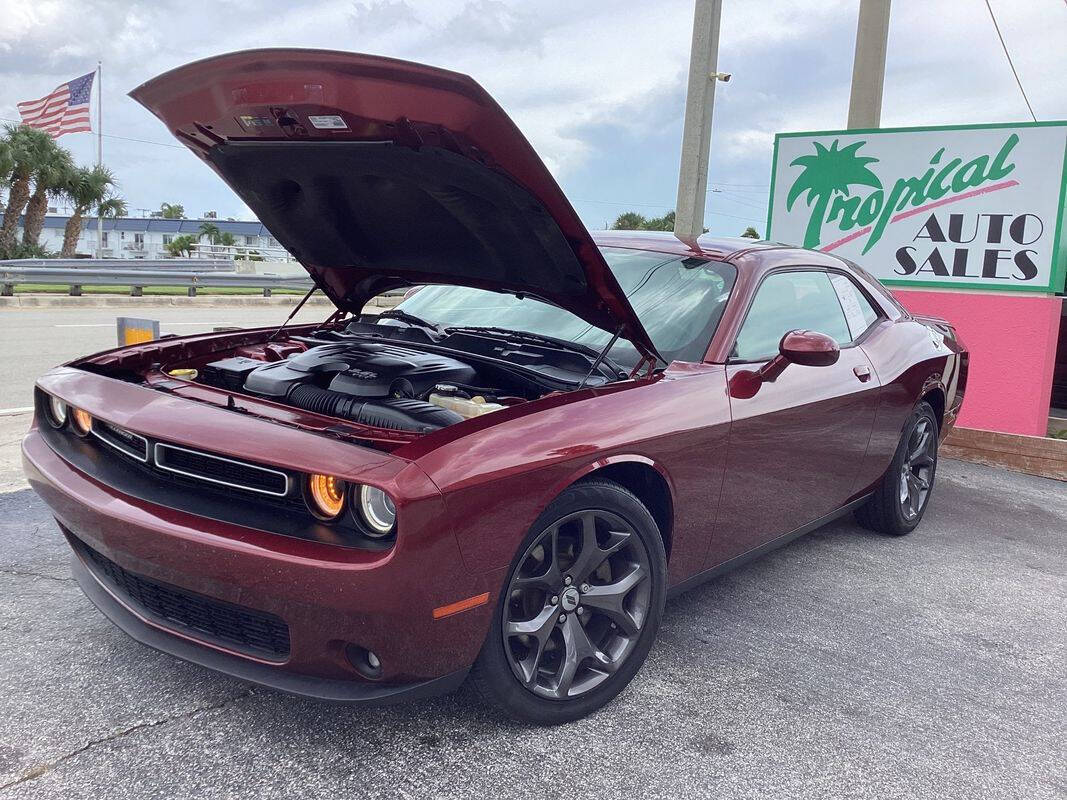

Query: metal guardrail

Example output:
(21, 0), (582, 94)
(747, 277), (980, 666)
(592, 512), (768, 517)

(188, 243), (293, 261)
(0, 266), (313, 297)
(0, 258), (236, 271)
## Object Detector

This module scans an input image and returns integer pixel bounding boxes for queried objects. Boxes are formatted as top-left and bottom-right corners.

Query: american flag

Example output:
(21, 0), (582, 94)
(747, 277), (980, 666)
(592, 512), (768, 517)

(17, 72), (95, 138)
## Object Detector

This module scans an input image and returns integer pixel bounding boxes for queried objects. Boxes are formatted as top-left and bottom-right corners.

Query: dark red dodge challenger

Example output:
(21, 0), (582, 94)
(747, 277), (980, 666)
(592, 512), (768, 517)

(23, 50), (968, 724)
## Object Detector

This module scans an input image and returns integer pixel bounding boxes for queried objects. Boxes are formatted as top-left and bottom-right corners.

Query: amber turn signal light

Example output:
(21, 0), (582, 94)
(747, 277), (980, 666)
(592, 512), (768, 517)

(70, 407), (93, 437)
(307, 473), (346, 520)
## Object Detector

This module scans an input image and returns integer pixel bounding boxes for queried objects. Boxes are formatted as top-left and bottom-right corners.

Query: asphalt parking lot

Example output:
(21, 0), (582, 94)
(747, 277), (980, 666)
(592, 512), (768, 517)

(1, 458), (1063, 799)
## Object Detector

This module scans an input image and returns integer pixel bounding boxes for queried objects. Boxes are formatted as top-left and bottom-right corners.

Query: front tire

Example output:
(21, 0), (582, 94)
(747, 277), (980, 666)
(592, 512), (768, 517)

(471, 478), (666, 724)
(856, 401), (939, 535)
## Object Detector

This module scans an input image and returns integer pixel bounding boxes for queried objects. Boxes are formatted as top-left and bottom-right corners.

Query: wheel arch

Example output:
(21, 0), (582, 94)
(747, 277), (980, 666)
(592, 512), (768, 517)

(550, 456), (675, 563)
(919, 381), (946, 435)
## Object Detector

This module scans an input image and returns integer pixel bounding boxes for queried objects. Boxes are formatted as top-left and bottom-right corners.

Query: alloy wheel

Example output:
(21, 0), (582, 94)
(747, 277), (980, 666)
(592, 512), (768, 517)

(501, 509), (652, 700)
(899, 417), (936, 521)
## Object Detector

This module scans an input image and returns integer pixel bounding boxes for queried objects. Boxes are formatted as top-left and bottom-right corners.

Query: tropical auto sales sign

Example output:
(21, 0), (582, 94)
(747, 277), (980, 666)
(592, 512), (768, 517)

(766, 121), (1067, 293)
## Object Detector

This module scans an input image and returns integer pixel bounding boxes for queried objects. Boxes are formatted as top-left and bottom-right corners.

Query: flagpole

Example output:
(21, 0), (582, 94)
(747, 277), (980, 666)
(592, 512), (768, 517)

(96, 60), (103, 258)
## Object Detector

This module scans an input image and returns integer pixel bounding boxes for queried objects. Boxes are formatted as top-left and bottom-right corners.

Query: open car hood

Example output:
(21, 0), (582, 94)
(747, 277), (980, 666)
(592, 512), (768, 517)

(130, 49), (659, 359)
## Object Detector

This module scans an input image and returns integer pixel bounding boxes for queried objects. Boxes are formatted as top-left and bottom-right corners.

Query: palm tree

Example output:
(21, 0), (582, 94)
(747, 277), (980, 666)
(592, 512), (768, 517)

(198, 221), (221, 243)
(92, 196), (128, 254)
(159, 202), (185, 219)
(0, 138), (12, 252)
(60, 165), (119, 257)
(217, 231), (237, 248)
(642, 210), (676, 231)
(98, 196), (127, 220)
(0, 138), (13, 189)
(165, 233), (197, 257)
(22, 142), (74, 246)
(786, 139), (881, 249)
(611, 211), (648, 231)
(0, 125), (57, 251)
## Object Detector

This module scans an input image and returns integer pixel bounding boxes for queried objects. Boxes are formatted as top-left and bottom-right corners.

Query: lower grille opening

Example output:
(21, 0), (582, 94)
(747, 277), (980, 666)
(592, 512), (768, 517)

(73, 538), (291, 660)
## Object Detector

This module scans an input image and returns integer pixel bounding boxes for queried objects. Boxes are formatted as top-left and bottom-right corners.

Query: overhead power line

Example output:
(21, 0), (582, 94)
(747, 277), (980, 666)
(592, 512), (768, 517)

(0, 116), (185, 149)
(982, 0), (1038, 122)
(708, 181), (770, 190)
(574, 198), (676, 209)
(710, 189), (768, 212)
(92, 132), (185, 150)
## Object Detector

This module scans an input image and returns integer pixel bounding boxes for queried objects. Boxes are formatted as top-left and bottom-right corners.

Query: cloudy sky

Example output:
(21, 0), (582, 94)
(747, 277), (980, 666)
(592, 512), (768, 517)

(1, 0), (1064, 235)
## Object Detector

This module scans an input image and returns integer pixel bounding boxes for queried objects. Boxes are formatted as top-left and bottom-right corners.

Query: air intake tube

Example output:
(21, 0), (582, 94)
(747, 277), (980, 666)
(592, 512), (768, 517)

(286, 384), (463, 432)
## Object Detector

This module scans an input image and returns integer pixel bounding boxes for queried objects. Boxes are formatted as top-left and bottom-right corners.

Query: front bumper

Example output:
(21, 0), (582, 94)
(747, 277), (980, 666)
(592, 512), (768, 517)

(22, 427), (492, 701)
(69, 552), (468, 703)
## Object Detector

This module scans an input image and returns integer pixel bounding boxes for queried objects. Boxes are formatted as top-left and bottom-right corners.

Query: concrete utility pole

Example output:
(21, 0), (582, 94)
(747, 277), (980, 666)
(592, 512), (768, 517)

(674, 0), (724, 240)
(847, 0), (891, 129)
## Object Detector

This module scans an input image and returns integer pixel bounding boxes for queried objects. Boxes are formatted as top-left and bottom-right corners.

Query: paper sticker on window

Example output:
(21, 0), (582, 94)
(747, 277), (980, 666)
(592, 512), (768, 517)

(307, 115), (348, 130)
(828, 273), (869, 339)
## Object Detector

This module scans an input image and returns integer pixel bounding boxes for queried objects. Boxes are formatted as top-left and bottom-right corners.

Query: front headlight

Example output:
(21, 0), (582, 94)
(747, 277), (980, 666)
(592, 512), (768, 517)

(46, 395), (68, 428)
(306, 473), (346, 520)
(359, 485), (396, 537)
(70, 407), (92, 436)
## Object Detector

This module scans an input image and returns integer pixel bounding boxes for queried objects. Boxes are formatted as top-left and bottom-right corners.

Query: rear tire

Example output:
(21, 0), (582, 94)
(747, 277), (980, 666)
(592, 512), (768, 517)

(855, 401), (939, 536)
(471, 478), (666, 724)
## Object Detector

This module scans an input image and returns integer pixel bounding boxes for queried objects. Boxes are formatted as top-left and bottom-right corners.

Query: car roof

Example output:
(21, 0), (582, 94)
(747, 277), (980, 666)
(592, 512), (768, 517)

(591, 229), (786, 261)
(590, 229), (907, 343)
(590, 229), (846, 271)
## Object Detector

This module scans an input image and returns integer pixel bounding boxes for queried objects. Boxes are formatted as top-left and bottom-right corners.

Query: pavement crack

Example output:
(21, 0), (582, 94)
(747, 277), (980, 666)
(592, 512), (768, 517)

(0, 689), (254, 793)
(0, 566), (74, 584)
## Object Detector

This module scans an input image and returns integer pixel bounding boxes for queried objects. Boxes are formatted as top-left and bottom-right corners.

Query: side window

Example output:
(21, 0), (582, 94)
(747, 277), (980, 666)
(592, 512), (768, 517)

(828, 273), (880, 340)
(733, 271), (852, 361)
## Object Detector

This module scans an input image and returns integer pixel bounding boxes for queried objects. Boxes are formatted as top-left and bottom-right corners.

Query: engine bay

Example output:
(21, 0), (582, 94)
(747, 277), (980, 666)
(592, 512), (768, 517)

(199, 340), (491, 433)
(157, 316), (625, 435)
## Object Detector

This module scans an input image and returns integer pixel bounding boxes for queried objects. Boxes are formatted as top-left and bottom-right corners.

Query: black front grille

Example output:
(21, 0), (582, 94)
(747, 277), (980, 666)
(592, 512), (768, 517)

(74, 538), (291, 660)
(154, 444), (289, 496)
(92, 419), (149, 461)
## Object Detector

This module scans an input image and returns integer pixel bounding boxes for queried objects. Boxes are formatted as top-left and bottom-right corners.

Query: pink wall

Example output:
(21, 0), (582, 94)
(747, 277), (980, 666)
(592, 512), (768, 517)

(892, 289), (1063, 436)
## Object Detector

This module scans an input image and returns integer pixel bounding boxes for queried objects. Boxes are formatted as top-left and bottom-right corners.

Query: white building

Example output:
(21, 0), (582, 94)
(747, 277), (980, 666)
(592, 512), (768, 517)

(5, 214), (285, 260)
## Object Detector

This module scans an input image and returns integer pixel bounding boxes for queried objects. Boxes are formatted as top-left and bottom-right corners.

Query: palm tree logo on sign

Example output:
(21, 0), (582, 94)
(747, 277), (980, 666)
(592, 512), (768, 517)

(786, 139), (882, 250)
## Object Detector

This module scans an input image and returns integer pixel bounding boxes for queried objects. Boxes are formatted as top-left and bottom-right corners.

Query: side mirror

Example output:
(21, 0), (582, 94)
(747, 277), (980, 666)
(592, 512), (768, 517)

(729, 330), (840, 399)
(778, 330), (840, 368)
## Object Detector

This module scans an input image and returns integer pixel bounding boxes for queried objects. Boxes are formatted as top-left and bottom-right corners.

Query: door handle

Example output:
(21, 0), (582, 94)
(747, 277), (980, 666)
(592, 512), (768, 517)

(853, 365), (872, 382)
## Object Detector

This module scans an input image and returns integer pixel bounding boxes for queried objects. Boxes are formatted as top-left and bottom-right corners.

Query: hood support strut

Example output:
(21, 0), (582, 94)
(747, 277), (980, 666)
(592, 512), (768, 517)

(577, 327), (623, 390)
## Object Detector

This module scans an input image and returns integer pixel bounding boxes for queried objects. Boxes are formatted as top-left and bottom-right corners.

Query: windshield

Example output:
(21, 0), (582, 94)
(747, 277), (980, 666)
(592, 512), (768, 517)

(391, 247), (737, 367)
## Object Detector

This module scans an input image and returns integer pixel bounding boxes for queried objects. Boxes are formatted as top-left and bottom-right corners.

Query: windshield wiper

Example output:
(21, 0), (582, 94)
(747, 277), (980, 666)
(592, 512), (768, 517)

(446, 325), (627, 380)
(377, 309), (443, 333)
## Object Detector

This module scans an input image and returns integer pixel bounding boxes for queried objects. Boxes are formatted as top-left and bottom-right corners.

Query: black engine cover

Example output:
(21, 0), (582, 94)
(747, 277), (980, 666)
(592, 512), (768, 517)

(242, 341), (477, 399)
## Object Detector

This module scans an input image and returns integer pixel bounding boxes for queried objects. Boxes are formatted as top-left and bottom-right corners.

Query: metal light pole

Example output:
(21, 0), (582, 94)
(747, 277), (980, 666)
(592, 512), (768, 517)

(847, 0), (891, 129)
(96, 60), (103, 257)
(674, 0), (724, 240)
